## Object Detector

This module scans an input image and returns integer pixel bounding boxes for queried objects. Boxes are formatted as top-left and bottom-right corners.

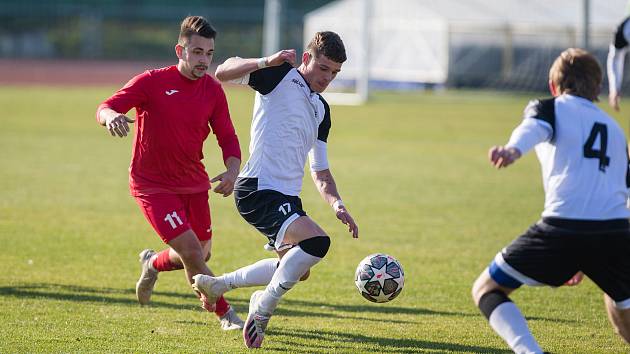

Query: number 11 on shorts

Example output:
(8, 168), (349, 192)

(164, 211), (183, 229)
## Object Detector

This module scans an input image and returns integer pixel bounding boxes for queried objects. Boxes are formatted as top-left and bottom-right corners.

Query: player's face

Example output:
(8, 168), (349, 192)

(301, 52), (342, 93)
(177, 34), (214, 80)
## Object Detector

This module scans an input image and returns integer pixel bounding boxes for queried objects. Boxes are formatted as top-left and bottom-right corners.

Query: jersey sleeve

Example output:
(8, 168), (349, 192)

(317, 95), (331, 142)
(609, 18), (630, 94)
(248, 62), (293, 95)
(209, 85), (241, 163)
(614, 17), (630, 49)
(608, 44), (628, 94)
(506, 99), (554, 155)
(309, 96), (332, 172)
(96, 71), (150, 122)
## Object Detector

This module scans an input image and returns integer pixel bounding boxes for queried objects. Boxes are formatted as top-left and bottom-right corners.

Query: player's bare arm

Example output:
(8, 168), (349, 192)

(98, 107), (136, 138)
(488, 145), (522, 169)
(210, 156), (241, 197)
(311, 169), (358, 238)
(214, 49), (296, 82)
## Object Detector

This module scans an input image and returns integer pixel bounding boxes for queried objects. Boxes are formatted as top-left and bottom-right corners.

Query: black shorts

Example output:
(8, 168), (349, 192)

(489, 217), (630, 306)
(234, 177), (306, 249)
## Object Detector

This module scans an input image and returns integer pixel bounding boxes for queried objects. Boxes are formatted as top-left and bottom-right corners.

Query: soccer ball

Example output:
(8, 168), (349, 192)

(354, 253), (404, 303)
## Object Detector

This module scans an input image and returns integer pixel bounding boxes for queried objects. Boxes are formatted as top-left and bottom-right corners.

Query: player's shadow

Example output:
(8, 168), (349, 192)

(0, 283), (574, 325)
(276, 297), (575, 324)
(268, 328), (512, 353)
(0, 282), (245, 311)
(272, 298), (469, 325)
(283, 297), (472, 316)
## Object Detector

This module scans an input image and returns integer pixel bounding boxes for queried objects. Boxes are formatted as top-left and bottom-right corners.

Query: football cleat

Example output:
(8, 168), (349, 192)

(200, 296), (216, 313)
(135, 249), (158, 305)
(192, 274), (227, 308)
(219, 307), (245, 331)
(243, 290), (271, 348)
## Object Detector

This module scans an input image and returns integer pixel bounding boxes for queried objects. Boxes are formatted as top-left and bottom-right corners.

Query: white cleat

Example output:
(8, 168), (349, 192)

(191, 274), (227, 308)
(135, 249), (158, 305)
(219, 307), (245, 330)
(243, 290), (271, 348)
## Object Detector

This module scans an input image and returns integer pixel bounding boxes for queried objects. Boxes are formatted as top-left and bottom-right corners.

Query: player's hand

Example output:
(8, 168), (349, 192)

(564, 271), (584, 286)
(105, 114), (135, 137)
(489, 146), (521, 169)
(210, 168), (238, 197)
(609, 92), (620, 111)
(335, 205), (358, 238)
(267, 49), (296, 67)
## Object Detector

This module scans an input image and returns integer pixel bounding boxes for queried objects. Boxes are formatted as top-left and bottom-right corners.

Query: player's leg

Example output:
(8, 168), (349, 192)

(257, 216), (328, 315)
(206, 258), (279, 293)
(245, 216), (329, 348)
(582, 222), (630, 345)
(167, 229), (213, 286)
(197, 242), (312, 297)
(134, 193), (193, 305)
(604, 295), (630, 344)
(147, 223), (212, 273)
(192, 188), (286, 301)
(472, 220), (578, 354)
(276, 247), (310, 281)
(135, 238), (205, 306)
(134, 193), (218, 306)
(175, 191), (243, 329)
(258, 215), (328, 314)
(472, 268), (544, 354)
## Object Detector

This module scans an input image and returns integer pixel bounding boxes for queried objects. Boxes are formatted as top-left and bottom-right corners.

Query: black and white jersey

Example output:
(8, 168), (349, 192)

(506, 94), (630, 220)
(234, 62), (331, 196)
(608, 17), (630, 94)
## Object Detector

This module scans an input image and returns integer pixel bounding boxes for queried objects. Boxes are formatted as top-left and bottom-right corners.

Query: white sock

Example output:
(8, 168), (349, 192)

(220, 258), (278, 290)
(257, 246), (321, 315)
(488, 302), (543, 354)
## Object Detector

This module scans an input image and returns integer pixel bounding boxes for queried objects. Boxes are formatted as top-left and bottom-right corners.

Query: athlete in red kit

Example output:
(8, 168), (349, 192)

(96, 15), (244, 330)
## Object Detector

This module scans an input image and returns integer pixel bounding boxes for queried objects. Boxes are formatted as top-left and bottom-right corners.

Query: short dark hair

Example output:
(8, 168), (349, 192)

(178, 16), (216, 46)
(306, 31), (346, 63)
(549, 48), (602, 101)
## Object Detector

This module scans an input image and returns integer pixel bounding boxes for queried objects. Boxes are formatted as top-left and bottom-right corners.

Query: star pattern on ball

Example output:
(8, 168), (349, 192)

(371, 262), (394, 288)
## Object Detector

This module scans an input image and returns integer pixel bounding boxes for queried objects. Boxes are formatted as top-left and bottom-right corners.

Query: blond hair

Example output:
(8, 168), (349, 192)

(549, 48), (602, 101)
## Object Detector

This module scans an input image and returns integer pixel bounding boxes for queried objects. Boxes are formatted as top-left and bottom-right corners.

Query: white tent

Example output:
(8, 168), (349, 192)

(304, 0), (629, 88)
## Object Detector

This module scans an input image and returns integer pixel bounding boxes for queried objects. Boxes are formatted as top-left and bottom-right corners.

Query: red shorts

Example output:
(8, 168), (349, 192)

(134, 191), (212, 243)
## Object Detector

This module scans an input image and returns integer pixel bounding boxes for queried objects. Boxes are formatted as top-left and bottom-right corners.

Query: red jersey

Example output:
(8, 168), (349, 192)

(97, 65), (241, 196)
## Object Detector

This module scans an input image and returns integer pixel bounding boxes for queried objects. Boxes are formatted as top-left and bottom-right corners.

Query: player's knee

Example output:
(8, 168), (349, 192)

(471, 274), (487, 305)
(298, 236), (330, 258)
(477, 290), (512, 320)
(299, 269), (311, 281)
(204, 251), (211, 262)
(608, 307), (630, 343)
(177, 247), (204, 263)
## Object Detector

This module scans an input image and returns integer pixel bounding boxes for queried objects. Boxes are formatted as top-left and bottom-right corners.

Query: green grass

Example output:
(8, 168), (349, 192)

(0, 86), (628, 353)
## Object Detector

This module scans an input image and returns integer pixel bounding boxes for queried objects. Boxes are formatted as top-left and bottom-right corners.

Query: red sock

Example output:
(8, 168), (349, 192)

(215, 296), (230, 317)
(152, 250), (183, 272)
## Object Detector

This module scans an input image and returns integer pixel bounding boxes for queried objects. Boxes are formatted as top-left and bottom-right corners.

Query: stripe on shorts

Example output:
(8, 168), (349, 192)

(491, 252), (544, 287)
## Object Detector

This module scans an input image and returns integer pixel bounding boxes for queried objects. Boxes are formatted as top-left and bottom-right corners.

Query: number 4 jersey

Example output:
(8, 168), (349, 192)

(506, 94), (630, 220)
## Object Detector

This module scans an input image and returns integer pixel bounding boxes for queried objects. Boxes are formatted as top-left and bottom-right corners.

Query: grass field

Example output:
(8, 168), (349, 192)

(1, 85), (628, 353)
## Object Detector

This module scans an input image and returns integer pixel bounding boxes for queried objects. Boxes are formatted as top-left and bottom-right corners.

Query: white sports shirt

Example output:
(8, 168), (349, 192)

(607, 17), (630, 94)
(506, 94), (630, 220)
(234, 62), (331, 196)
